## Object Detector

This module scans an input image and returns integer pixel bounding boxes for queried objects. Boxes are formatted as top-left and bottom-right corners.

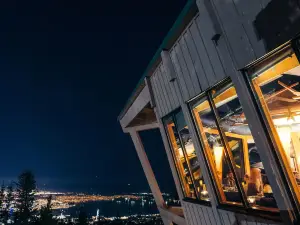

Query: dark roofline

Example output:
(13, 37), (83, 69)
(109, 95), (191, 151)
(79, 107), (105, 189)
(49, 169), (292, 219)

(118, 0), (198, 121)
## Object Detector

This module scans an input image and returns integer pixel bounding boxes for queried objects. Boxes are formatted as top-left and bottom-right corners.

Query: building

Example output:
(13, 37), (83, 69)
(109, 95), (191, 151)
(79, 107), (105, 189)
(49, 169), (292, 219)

(118, 0), (300, 224)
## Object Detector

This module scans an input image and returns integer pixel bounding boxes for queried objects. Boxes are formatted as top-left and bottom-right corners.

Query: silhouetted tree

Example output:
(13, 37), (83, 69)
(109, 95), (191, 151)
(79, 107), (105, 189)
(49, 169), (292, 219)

(0, 182), (5, 222)
(15, 171), (36, 225)
(66, 217), (74, 225)
(77, 207), (88, 225)
(39, 195), (56, 225)
(3, 184), (14, 223)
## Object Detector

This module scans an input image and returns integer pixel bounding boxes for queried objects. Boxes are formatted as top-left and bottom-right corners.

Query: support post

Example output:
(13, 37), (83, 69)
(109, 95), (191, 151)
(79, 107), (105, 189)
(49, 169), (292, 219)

(155, 109), (185, 201)
(129, 130), (165, 208)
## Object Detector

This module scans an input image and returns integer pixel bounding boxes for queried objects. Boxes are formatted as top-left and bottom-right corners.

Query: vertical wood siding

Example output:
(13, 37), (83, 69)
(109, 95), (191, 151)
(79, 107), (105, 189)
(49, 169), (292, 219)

(151, 13), (227, 113)
(182, 201), (282, 225)
(140, 0), (275, 117)
(169, 13), (227, 102)
(208, 0), (272, 68)
(150, 62), (181, 118)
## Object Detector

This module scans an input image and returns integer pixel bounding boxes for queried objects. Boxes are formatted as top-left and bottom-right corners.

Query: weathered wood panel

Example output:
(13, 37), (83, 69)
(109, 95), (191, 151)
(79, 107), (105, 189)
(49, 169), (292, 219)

(184, 26), (209, 91)
(182, 201), (282, 225)
(174, 42), (197, 98)
(167, 13), (227, 101)
(209, 0), (265, 68)
(182, 201), (220, 225)
(194, 12), (226, 88)
(170, 47), (190, 101)
(156, 65), (172, 114)
(179, 32), (202, 94)
(159, 64), (176, 111)
(151, 68), (164, 117)
(233, 0), (266, 58)
(150, 63), (181, 117)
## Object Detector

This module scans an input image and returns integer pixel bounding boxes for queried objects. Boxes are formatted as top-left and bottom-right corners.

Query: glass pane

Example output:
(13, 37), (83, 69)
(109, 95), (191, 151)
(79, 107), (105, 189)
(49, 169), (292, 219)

(212, 83), (278, 211)
(192, 97), (243, 205)
(174, 111), (210, 201)
(164, 115), (197, 199)
(251, 53), (300, 204)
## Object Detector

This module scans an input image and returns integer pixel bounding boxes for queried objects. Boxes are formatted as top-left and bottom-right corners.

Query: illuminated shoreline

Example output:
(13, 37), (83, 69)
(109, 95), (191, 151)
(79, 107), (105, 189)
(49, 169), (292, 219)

(34, 191), (157, 210)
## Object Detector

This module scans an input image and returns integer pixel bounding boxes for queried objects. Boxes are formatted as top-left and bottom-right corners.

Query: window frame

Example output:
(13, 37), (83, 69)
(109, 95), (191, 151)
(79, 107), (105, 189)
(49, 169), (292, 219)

(188, 77), (280, 216)
(240, 38), (300, 217)
(162, 108), (211, 205)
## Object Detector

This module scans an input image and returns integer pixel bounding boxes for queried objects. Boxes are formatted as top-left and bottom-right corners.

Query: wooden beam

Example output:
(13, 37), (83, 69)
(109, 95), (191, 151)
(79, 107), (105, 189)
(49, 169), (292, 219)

(120, 86), (151, 129)
(129, 130), (165, 208)
(123, 122), (159, 133)
(159, 207), (186, 225)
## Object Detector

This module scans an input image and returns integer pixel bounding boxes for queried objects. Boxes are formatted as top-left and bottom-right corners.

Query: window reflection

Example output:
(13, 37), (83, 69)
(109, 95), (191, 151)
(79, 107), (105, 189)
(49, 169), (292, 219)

(191, 82), (278, 211)
(251, 53), (300, 200)
(212, 84), (277, 210)
(164, 110), (210, 201)
(192, 97), (243, 205)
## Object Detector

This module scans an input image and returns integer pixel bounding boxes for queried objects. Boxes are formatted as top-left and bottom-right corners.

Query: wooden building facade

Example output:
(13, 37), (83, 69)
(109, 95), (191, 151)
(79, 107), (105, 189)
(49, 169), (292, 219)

(118, 1), (300, 224)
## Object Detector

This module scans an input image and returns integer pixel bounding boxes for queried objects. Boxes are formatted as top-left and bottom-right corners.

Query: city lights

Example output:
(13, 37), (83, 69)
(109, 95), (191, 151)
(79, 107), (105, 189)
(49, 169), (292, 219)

(33, 191), (142, 210)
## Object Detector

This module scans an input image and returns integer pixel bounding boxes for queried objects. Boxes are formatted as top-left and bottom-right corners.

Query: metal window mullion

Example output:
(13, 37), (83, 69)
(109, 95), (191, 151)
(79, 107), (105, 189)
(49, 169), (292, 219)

(163, 119), (188, 198)
(173, 113), (200, 200)
(207, 91), (250, 208)
(188, 101), (226, 203)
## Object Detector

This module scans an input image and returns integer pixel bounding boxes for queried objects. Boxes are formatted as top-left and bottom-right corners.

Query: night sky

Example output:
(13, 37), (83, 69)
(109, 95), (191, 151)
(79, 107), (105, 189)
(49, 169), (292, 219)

(0, 0), (186, 194)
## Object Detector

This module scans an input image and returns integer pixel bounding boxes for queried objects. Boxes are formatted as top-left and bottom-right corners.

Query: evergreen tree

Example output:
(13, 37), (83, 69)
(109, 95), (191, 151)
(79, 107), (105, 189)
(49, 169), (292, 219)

(77, 207), (88, 225)
(3, 184), (14, 223)
(39, 195), (56, 225)
(0, 182), (5, 222)
(66, 217), (74, 225)
(15, 171), (36, 225)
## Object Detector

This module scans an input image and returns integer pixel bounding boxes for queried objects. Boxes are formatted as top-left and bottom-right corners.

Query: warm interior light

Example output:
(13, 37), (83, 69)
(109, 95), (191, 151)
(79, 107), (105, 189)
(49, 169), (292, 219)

(277, 127), (291, 151)
(201, 190), (208, 196)
(178, 148), (184, 158)
(277, 127), (294, 169)
(178, 142), (195, 159)
(273, 116), (300, 126)
(185, 142), (195, 156)
(213, 146), (223, 180)
(247, 197), (256, 204)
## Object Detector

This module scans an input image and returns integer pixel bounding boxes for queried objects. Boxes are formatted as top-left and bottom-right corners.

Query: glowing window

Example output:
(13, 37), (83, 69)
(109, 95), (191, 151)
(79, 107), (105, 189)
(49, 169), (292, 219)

(249, 51), (300, 204)
(163, 110), (210, 201)
(191, 81), (278, 211)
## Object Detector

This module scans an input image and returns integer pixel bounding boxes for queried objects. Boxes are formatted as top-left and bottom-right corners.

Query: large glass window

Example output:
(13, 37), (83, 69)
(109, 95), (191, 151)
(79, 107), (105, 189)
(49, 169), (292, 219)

(191, 81), (278, 211)
(249, 51), (300, 202)
(163, 110), (210, 201)
(191, 97), (242, 205)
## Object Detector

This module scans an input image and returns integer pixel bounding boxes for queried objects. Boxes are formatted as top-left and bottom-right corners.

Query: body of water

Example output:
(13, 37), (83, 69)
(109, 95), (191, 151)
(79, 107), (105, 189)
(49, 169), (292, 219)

(55, 199), (158, 218)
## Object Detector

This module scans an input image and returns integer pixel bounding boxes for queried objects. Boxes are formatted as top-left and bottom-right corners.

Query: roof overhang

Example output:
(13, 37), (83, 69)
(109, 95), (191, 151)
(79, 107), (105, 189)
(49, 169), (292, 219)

(118, 0), (198, 122)
(119, 84), (158, 132)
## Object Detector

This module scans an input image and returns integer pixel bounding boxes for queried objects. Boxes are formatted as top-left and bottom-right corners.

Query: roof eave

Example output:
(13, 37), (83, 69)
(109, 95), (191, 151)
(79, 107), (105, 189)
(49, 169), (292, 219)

(118, 0), (198, 121)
